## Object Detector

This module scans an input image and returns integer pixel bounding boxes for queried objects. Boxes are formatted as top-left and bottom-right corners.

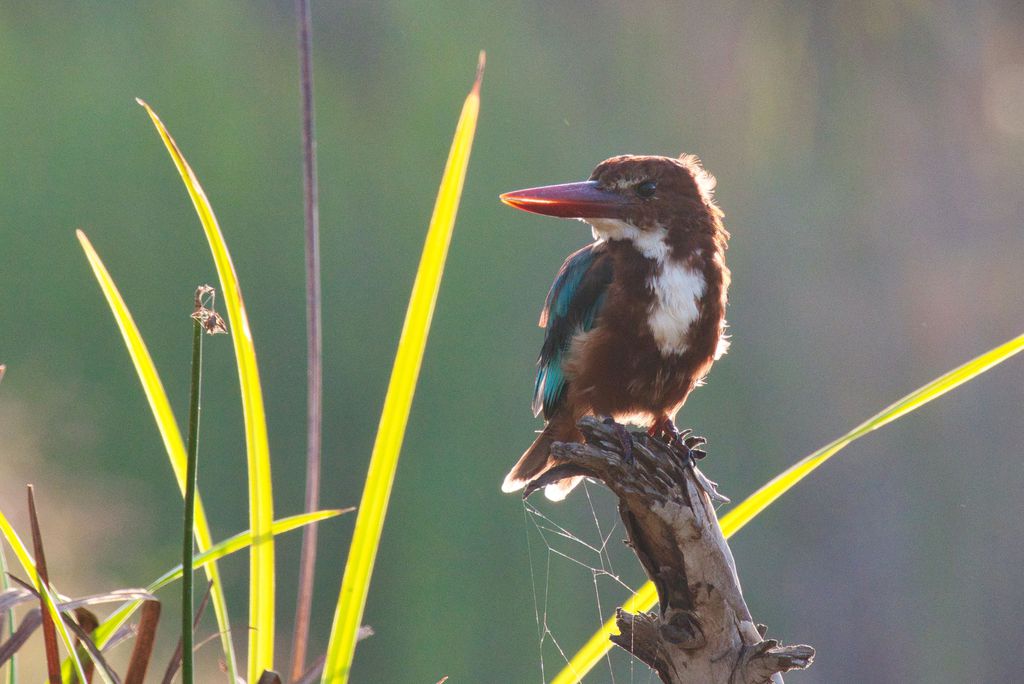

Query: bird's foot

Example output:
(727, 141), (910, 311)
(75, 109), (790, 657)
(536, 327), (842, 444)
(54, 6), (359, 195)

(603, 417), (635, 464)
(649, 417), (707, 468)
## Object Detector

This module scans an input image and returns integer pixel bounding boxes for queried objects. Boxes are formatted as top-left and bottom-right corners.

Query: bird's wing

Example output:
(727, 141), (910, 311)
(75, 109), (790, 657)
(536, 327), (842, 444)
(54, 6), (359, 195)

(533, 241), (613, 419)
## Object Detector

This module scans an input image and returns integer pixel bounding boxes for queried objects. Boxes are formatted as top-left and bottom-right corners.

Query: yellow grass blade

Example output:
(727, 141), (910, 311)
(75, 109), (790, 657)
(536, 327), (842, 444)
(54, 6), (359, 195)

(137, 99), (277, 682)
(320, 52), (485, 684)
(88, 509), (348, 655)
(554, 330), (1024, 683)
(76, 230), (239, 679)
(0, 509), (88, 683)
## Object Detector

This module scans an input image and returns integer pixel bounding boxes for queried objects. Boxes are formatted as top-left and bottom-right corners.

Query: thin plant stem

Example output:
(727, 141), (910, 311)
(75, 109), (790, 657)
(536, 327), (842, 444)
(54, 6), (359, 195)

(182, 310), (204, 684)
(291, 0), (324, 679)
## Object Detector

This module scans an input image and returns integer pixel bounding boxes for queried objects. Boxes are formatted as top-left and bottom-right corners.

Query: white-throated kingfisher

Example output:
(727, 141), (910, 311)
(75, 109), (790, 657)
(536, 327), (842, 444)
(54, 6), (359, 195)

(500, 154), (731, 500)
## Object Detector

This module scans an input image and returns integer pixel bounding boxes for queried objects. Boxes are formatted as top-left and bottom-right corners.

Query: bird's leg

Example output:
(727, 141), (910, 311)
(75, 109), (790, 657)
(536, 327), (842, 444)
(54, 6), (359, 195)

(603, 417), (635, 464)
(648, 415), (693, 448)
(648, 415), (680, 443)
(649, 416), (707, 468)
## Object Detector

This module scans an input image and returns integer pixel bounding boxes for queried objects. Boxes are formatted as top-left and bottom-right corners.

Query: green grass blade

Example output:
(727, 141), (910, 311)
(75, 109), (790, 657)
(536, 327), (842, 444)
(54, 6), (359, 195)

(181, 313), (205, 684)
(320, 53), (485, 684)
(0, 510), (88, 683)
(137, 99), (277, 682)
(88, 509), (347, 657)
(554, 330), (1024, 683)
(76, 230), (239, 680)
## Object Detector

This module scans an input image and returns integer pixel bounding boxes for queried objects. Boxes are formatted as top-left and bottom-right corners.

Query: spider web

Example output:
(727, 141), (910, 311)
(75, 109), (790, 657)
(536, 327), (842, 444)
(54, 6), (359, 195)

(522, 480), (657, 684)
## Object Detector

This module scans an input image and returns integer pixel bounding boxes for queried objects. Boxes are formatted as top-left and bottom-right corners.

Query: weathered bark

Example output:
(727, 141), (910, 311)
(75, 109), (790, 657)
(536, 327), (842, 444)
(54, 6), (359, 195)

(525, 417), (814, 684)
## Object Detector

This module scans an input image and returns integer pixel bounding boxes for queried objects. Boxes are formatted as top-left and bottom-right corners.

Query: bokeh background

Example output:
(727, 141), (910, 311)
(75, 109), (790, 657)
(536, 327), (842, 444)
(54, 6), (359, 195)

(2, 2), (1023, 682)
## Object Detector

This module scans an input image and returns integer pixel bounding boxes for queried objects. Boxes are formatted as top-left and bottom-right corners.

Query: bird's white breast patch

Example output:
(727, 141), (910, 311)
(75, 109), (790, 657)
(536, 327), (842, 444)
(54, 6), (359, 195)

(648, 260), (705, 356)
(585, 218), (706, 356)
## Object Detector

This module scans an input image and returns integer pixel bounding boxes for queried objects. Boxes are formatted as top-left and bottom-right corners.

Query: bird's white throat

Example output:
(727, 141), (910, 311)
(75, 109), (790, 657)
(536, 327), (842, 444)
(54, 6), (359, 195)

(586, 218), (706, 356)
(587, 218), (670, 260)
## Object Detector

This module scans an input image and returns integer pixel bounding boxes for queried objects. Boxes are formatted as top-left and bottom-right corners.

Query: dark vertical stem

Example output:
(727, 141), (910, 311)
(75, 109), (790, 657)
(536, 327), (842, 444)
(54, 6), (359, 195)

(124, 601), (162, 684)
(182, 316), (204, 684)
(291, 0), (323, 680)
(26, 486), (60, 684)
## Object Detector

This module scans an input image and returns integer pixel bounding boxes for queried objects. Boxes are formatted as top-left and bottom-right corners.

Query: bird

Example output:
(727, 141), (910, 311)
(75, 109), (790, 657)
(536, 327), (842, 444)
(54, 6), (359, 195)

(499, 154), (731, 501)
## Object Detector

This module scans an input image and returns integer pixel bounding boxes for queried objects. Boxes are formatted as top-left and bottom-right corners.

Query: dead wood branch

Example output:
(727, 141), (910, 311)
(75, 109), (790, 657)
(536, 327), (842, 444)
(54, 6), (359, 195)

(526, 417), (813, 684)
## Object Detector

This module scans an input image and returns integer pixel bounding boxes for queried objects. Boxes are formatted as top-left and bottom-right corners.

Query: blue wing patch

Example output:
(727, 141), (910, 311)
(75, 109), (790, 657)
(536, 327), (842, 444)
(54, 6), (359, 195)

(532, 242), (613, 419)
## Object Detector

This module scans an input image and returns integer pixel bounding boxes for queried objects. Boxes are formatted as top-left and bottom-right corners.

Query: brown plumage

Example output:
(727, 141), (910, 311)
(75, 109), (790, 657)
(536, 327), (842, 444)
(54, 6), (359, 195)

(500, 155), (730, 500)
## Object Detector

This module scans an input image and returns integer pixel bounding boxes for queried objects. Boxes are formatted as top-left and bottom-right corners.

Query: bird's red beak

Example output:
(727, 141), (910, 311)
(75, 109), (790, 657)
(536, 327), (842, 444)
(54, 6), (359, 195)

(500, 181), (630, 219)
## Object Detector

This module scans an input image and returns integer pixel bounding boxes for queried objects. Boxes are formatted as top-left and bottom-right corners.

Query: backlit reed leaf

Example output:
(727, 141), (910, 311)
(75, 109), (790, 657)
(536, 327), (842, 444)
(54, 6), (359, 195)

(554, 330), (1024, 683)
(137, 99), (276, 683)
(320, 52), (485, 684)
(76, 229), (238, 680)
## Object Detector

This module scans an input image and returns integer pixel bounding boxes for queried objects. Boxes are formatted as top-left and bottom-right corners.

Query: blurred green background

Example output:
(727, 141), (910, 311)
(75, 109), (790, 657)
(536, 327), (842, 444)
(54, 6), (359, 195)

(2, 1), (1023, 682)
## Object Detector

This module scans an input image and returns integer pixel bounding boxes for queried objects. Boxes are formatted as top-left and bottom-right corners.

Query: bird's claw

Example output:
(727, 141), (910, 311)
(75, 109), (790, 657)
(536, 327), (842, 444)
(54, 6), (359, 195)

(650, 418), (707, 469)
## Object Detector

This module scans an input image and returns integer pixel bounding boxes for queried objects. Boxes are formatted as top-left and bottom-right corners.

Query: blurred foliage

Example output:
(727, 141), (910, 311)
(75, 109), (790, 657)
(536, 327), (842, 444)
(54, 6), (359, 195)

(1, 2), (1023, 682)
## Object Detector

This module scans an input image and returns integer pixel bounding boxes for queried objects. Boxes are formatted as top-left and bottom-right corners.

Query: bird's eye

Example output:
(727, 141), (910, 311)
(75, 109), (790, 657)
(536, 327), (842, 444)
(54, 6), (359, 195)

(636, 180), (657, 199)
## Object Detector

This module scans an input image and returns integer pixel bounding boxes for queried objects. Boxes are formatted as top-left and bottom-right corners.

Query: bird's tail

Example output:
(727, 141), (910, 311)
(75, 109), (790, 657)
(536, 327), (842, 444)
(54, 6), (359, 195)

(502, 419), (582, 501)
